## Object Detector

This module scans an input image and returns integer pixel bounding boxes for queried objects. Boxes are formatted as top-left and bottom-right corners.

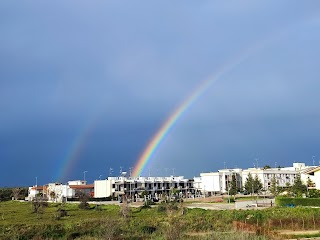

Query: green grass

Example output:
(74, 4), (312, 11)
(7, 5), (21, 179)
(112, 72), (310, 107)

(2, 201), (320, 239)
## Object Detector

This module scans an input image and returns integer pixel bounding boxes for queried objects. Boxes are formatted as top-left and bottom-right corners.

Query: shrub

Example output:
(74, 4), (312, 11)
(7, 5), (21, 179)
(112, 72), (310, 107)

(141, 225), (157, 234)
(276, 197), (320, 207)
(157, 204), (166, 212)
(78, 201), (90, 209)
(308, 189), (320, 198)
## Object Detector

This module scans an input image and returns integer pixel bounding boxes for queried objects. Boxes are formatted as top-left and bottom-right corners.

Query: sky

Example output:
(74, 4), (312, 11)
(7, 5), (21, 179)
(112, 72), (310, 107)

(1, 1), (320, 187)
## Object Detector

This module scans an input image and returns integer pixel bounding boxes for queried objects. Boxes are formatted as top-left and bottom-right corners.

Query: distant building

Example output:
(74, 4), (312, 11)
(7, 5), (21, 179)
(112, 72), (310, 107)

(27, 180), (94, 202)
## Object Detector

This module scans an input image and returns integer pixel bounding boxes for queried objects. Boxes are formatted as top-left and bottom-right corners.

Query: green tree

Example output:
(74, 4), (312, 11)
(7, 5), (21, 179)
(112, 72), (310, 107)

(253, 174), (263, 194)
(229, 174), (238, 198)
(291, 174), (307, 197)
(269, 175), (278, 196)
(306, 177), (315, 188)
(244, 173), (254, 195)
(263, 165), (271, 170)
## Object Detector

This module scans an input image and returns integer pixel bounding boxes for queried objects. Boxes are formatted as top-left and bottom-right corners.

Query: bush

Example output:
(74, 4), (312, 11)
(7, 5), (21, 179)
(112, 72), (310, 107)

(141, 225), (157, 234)
(78, 201), (90, 209)
(157, 204), (167, 212)
(276, 197), (320, 207)
(308, 189), (320, 198)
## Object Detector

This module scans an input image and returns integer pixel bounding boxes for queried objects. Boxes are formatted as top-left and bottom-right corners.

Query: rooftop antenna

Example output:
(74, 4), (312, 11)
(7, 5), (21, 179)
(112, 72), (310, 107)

(255, 158), (259, 168)
(119, 166), (122, 176)
(312, 156), (315, 165)
(109, 167), (113, 177)
(172, 168), (175, 176)
(253, 163), (255, 168)
(129, 167), (133, 177)
(99, 175), (102, 180)
(224, 162), (226, 169)
(275, 162), (277, 168)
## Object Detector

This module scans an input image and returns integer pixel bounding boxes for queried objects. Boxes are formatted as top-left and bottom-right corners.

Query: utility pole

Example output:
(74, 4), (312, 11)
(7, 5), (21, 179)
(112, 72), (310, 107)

(83, 171), (88, 182)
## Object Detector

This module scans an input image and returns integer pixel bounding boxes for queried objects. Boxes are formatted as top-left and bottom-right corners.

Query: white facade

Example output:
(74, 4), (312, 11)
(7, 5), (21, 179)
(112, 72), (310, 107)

(94, 179), (114, 198)
(242, 168), (298, 190)
(196, 169), (242, 195)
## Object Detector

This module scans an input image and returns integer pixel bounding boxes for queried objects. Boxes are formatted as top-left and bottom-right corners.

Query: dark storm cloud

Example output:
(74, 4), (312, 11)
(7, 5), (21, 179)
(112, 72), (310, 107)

(0, 1), (320, 186)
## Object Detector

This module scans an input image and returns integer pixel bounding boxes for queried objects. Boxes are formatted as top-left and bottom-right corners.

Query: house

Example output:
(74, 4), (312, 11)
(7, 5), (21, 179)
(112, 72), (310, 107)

(27, 186), (44, 201)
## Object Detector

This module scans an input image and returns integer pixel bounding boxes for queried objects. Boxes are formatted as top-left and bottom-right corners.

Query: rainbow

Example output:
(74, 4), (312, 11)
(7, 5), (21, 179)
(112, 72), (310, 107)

(56, 116), (100, 183)
(132, 41), (268, 177)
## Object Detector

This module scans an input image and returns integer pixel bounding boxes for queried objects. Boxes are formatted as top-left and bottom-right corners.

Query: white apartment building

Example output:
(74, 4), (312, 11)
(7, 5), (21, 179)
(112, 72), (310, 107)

(195, 163), (317, 194)
(94, 176), (194, 199)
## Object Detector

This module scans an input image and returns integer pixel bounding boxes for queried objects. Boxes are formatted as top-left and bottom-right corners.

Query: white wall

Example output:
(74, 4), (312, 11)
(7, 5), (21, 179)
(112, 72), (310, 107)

(314, 171), (320, 190)
(94, 180), (113, 198)
(200, 173), (220, 193)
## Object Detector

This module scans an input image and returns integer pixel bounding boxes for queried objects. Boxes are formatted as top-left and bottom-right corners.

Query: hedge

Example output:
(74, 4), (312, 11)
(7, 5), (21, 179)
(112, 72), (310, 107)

(276, 197), (320, 207)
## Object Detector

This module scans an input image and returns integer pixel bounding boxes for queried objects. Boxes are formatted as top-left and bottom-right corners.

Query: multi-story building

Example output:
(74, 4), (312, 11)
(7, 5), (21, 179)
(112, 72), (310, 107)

(195, 163), (317, 194)
(94, 176), (194, 199)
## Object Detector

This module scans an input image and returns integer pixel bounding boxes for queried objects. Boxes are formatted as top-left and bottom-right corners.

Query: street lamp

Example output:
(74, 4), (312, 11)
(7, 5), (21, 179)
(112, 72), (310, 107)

(83, 171), (88, 182)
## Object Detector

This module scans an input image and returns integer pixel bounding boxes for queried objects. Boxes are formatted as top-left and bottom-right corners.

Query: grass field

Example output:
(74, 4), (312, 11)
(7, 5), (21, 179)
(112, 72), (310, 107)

(1, 200), (320, 239)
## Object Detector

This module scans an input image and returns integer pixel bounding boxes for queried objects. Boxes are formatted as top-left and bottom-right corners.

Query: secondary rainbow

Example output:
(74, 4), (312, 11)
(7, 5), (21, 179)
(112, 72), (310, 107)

(56, 115), (101, 183)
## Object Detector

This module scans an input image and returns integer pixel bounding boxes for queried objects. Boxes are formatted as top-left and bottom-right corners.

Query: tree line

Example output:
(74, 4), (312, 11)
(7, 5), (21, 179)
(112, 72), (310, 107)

(0, 187), (28, 201)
